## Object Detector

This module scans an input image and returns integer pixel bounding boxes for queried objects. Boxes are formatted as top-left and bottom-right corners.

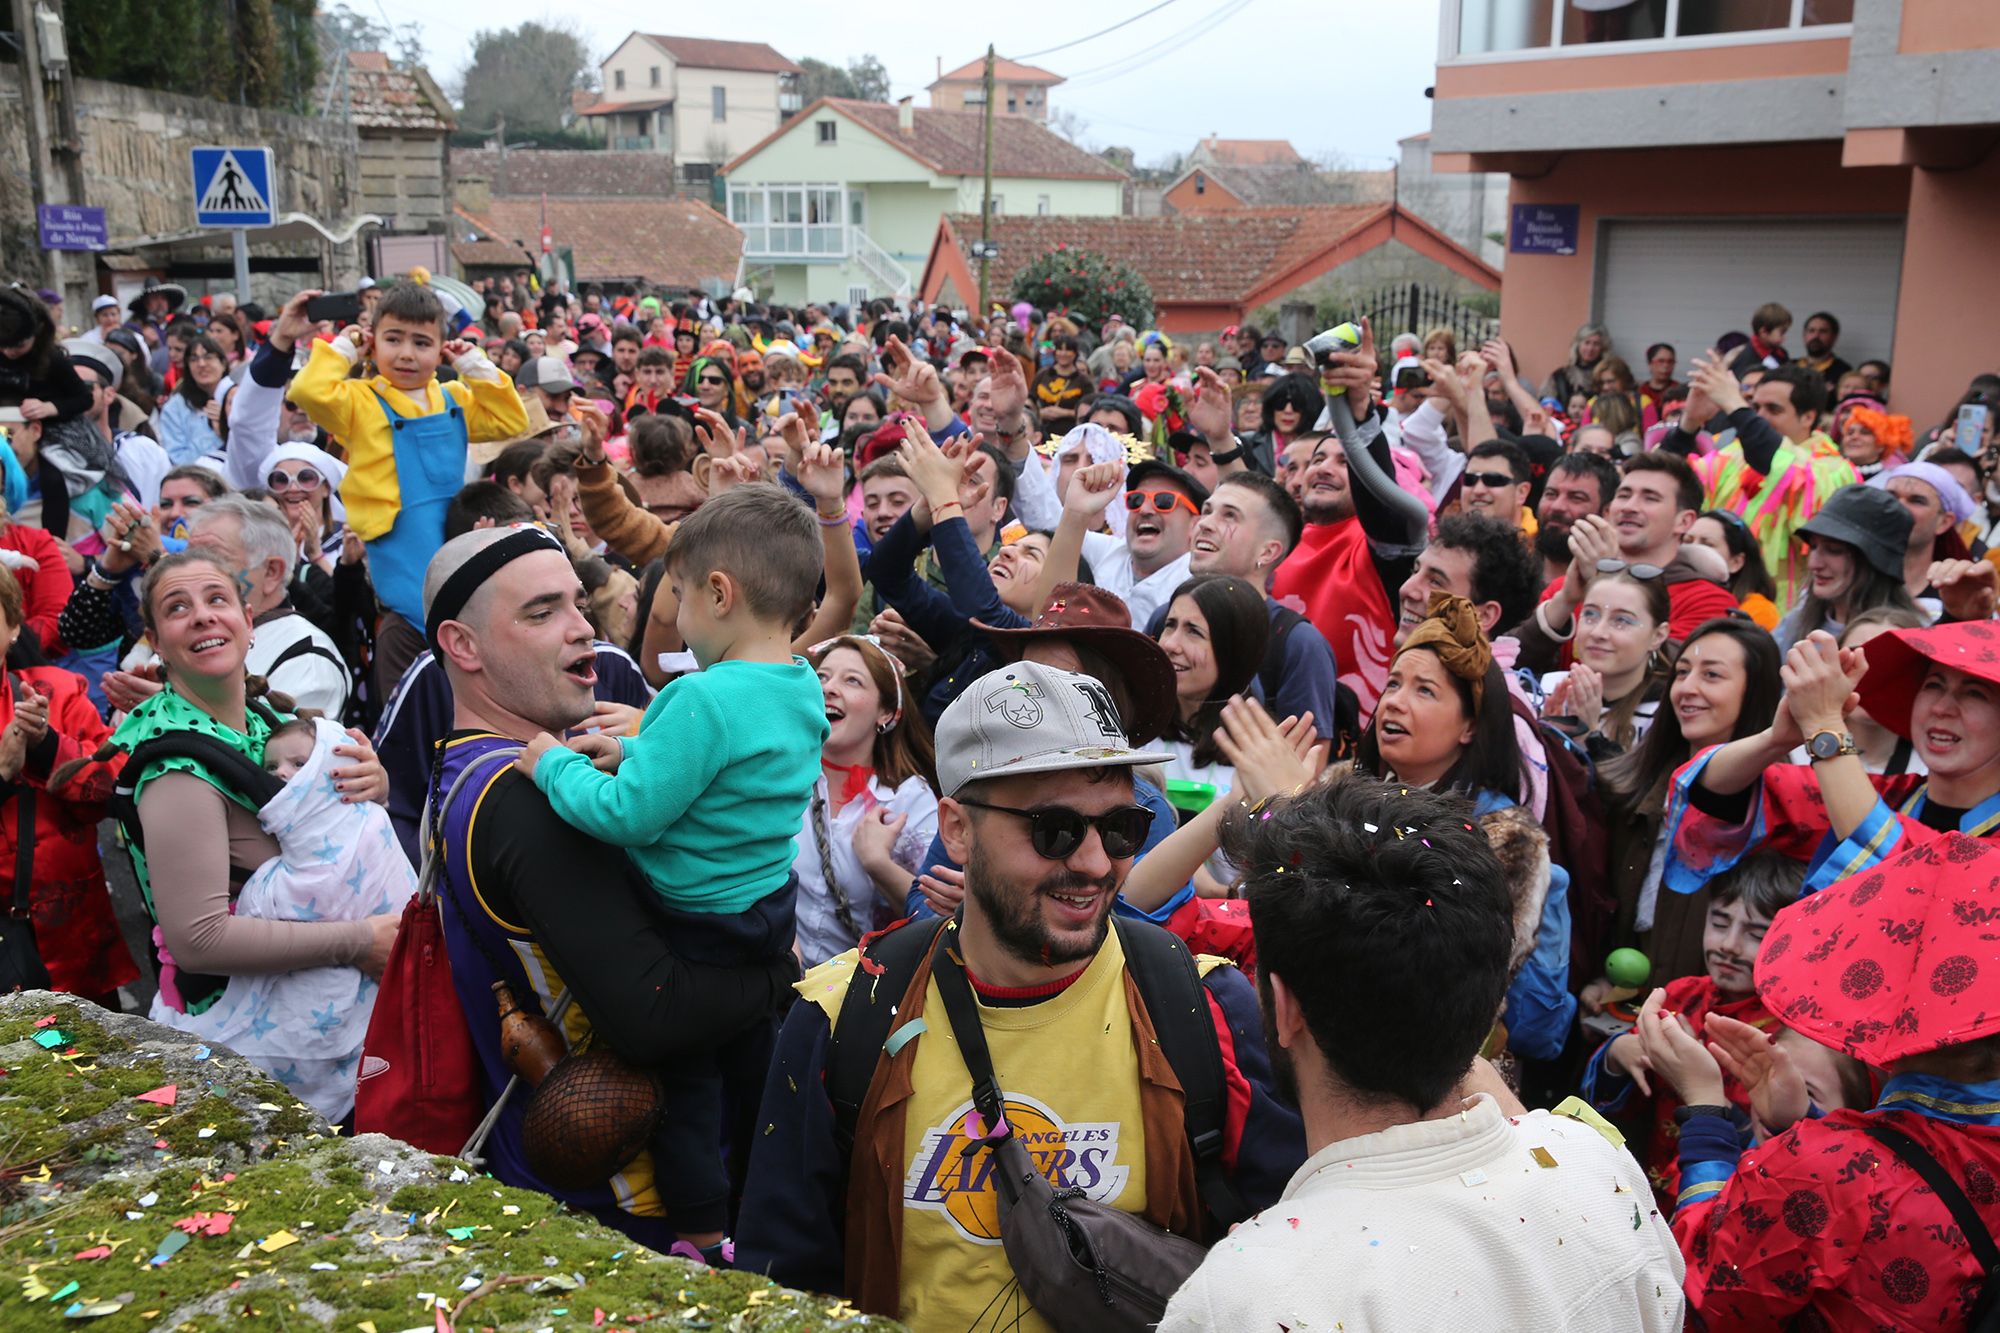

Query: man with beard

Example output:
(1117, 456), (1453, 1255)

(737, 662), (1302, 1325)
(1078, 456), (1204, 628)
(1531, 452), (1618, 585)
(1792, 310), (1851, 392)
(1158, 778), (1684, 1332)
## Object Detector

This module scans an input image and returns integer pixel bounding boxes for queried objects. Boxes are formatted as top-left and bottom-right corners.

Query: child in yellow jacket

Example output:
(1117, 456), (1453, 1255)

(285, 283), (527, 650)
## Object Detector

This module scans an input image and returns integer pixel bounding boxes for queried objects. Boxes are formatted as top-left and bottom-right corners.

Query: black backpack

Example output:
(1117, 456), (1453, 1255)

(823, 914), (1247, 1236)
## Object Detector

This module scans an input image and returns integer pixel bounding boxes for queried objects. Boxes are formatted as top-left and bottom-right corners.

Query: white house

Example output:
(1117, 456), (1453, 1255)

(575, 34), (802, 176)
(720, 96), (1125, 306)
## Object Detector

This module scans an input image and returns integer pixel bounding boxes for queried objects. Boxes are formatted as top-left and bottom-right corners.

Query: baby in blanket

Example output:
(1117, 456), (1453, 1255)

(186, 717), (416, 1120)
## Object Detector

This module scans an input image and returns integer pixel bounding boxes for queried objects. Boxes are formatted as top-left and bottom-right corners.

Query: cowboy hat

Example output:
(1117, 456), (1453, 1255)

(972, 582), (1177, 745)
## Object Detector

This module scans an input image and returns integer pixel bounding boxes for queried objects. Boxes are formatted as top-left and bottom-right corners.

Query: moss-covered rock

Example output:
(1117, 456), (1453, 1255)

(0, 991), (899, 1330)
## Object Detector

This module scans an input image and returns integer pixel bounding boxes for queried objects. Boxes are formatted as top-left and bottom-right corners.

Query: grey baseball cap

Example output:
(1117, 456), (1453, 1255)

(516, 355), (576, 394)
(935, 661), (1170, 798)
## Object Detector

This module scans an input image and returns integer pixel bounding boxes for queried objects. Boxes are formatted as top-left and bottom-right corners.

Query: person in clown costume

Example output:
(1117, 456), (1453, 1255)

(1661, 351), (1856, 607)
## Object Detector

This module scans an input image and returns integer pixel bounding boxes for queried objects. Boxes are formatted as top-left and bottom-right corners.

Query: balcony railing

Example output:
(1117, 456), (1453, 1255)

(1451, 0), (1852, 59)
(611, 135), (656, 152)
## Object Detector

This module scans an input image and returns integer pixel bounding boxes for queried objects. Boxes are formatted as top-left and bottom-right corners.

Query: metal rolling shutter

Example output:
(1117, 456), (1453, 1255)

(1596, 218), (1905, 368)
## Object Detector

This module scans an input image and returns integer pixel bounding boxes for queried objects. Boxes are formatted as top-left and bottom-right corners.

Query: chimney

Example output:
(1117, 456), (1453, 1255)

(898, 96), (914, 135)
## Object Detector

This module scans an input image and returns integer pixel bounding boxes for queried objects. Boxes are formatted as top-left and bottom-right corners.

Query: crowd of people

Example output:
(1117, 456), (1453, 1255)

(3, 269), (1998, 1330)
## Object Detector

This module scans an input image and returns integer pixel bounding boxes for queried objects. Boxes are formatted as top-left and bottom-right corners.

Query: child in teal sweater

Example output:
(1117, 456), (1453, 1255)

(517, 483), (829, 1247)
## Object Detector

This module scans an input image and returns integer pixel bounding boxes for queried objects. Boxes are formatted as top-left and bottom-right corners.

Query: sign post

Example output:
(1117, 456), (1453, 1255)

(190, 146), (275, 299)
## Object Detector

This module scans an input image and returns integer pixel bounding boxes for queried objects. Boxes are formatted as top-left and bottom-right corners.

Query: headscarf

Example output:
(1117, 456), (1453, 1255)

(1395, 591), (1492, 715)
(1049, 422), (1133, 539)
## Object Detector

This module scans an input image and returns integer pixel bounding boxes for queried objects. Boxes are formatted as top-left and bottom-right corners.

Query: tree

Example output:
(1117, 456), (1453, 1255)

(65, 0), (320, 110)
(319, 1), (427, 68)
(796, 54), (890, 104)
(1009, 245), (1154, 330)
(457, 20), (596, 139)
(1047, 107), (1091, 149)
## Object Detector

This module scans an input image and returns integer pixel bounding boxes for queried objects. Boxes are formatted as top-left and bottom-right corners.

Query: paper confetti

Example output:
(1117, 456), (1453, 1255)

(257, 1230), (300, 1253)
(196, 1127), (216, 1139)
(193, 1045), (211, 1060)
(1530, 1147), (1559, 1169)
(882, 1017), (926, 1056)
(150, 1231), (190, 1266)
(72, 1246), (111, 1261)
(132, 1085), (177, 1107)
(174, 1212), (233, 1237)
(62, 1300), (126, 1318)
(32, 1029), (66, 1049)
(137, 1192), (158, 1207)
(33, 1014), (56, 1028)
(445, 1227), (476, 1241)
(309, 1262), (338, 1271)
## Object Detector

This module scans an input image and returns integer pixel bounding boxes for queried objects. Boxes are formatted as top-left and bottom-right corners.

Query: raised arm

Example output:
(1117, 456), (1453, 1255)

(788, 429), (863, 649)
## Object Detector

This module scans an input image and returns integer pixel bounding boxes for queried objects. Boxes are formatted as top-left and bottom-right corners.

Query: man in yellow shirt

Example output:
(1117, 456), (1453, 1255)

(737, 662), (1304, 1330)
(284, 283), (526, 684)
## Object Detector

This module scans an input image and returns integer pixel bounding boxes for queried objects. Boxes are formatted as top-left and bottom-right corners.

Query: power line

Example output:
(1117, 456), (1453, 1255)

(1062, 0), (1256, 88)
(1013, 0), (1184, 61)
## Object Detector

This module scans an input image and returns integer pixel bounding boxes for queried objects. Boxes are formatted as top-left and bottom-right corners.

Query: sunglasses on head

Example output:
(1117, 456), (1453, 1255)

(954, 800), (1153, 860)
(1462, 470), (1520, 489)
(267, 466), (323, 490)
(1124, 489), (1200, 517)
(1594, 558), (1665, 580)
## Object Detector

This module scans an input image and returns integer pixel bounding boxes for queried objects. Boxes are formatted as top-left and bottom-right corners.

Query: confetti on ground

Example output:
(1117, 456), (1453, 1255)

(150, 1231), (190, 1266)
(33, 1014), (56, 1028)
(192, 1045), (211, 1060)
(445, 1227), (476, 1241)
(32, 1029), (67, 1049)
(137, 1192), (157, 1207)
(62, 1299), (127, 1318)
(173, 1212), (234, 1237)
(257, 1230), (300, 1253)
(196, 1127), (216, 1139)
(72, 1246), (112, 1261)
(132, 1085), (177, 1107)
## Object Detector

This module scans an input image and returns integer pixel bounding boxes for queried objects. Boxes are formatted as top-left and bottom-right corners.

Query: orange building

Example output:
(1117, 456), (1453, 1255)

(1429, 0), (2000, 423)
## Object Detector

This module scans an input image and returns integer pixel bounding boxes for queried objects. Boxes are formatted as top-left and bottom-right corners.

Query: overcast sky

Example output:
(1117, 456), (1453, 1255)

(388, 0), (1443, 167)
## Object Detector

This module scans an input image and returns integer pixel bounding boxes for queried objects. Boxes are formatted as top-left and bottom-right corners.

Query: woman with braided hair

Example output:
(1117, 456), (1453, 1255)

(792, 635), (938, 966)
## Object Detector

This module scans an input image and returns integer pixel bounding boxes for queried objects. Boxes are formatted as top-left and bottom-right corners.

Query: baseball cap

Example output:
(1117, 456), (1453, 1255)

(517, 355), (576, 394)
(61, 338), (121, 391)
(934, 661), (1169, 798)
(90, 295), (119, 314)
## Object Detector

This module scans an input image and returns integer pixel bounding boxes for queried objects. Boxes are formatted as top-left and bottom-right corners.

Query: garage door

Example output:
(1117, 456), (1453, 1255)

(1596, 218), (1904, 371)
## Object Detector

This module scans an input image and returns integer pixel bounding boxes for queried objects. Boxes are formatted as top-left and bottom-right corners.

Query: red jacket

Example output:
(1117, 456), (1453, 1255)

(1, 665), (135, 997)
(0, 524), (73, 653)
(1539, 568), (1739, 643)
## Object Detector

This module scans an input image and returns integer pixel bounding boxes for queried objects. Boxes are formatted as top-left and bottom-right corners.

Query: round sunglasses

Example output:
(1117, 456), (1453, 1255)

(267, 466), (323, 490)
(954, 799), (1152, 860)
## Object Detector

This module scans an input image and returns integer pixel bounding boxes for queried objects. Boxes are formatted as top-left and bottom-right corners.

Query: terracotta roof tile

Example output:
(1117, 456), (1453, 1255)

(931, 56), (1064, 86)
(943, 206), (1391, 306)
(1174, 164), (1395, 209)
(640, 35), (801, 75)
(452, 237), (535, 270)
(472, 196), (742, 286)
(327, 51), (454, 133)
(450, 149), (680, 200)
(574, 97), (673, 118)
(1195, 138), (1305, 167)
(800, 99), (1122, 180)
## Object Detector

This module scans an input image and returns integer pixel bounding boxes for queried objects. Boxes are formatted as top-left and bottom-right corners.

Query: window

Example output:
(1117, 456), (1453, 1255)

(816, 119), (837, 145)
(963, 86), (986, 105)
(1036, 194), (1051, 215)
(1194, 172), (1207, 195)
(729, 184), (845, 257)
(614, 69), (625, 91)
(712, 86), (727, 121)
(649, 66), (660, 88)
(988, 195), (1004, 218)
(1007, 93), (1018, 113)
(1454, 0), (1852, 56)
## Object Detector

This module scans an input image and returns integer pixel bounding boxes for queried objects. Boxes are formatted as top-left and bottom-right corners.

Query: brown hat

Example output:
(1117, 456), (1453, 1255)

(973, 583), (1177, 745)
(471, 397), (566, 469)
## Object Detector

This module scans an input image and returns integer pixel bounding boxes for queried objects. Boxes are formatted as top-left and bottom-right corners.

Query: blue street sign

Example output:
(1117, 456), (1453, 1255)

(37, 204), (107, 252)
(1509, 203), (1579, 257)
(191, 146), (275, 228)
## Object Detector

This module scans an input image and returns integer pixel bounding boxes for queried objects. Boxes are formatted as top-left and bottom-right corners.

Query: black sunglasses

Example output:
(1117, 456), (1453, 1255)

(697, 375), (729, 386)
(955, 799), (1152, 860)
(1462, 470), (1520, 489)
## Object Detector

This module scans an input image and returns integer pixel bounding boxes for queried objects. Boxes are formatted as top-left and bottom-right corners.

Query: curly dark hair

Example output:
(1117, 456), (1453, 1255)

(1430, 512), (1540, 633)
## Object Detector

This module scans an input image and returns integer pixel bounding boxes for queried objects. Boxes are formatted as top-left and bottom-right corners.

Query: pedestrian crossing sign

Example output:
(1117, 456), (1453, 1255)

(191, 146), (275, 228)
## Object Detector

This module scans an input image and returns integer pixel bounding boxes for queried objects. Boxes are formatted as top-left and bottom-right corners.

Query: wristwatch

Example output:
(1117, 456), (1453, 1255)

(1807, 729), (1858, 761)
(1209, 436), (1247, 466)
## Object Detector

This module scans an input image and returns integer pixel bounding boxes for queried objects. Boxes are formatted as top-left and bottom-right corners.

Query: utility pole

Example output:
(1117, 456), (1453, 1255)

(976, 43), (992, 314)
(14, 0), (62, 302)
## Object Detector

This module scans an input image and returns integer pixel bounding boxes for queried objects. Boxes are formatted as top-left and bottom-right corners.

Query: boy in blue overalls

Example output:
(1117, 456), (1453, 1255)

(286, 283), (528, 685)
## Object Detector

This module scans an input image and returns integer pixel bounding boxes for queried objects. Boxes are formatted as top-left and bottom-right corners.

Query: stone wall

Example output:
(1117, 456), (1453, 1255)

(0, 66), (365, 308)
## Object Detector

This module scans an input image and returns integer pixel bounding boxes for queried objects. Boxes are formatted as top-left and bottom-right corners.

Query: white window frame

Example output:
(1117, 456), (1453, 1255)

(729, 183), (847, 258)
(1438, 0), (1850, 65)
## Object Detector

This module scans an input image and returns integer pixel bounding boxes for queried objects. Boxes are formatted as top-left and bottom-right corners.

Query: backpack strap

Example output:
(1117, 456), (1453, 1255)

(825, 917), (951, 1161)
(265, 632), (346, 679)
(1861, 1121), (2000, 1327)
(1114, 916), (1246, 1231)
(112, 729), (288, 861)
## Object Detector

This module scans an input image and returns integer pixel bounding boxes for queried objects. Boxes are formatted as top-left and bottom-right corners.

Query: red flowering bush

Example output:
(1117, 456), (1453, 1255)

(1008, 247), (1153, 329)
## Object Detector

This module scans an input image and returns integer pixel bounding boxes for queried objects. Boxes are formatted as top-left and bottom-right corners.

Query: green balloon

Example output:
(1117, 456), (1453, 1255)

(1605, 948), (1651, 988)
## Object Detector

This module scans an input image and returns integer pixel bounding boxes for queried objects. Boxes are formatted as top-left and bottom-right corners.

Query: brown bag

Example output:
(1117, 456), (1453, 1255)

(929, 929), (1210, 1332)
